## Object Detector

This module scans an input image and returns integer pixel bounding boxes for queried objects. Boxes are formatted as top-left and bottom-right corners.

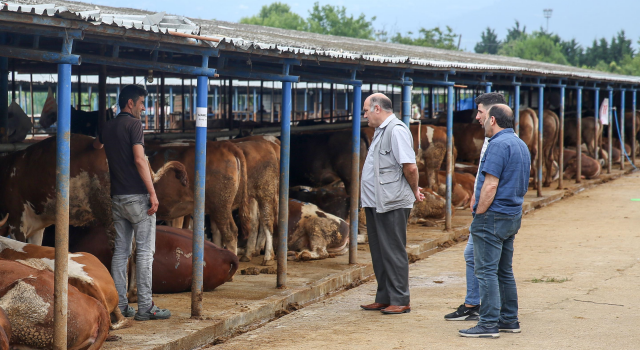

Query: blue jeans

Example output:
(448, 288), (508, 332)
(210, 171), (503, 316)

(470, 210), (521, 328)
(464, 235), (480, 306)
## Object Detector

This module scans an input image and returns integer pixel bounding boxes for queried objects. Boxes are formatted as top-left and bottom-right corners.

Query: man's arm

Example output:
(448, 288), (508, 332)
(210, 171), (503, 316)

(475, 173), (499, 214)
(132, 145), (159, 215)
(403, 163), (425, 202)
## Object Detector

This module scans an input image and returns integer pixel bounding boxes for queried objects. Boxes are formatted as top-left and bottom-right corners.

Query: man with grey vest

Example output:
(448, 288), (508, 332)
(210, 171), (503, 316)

(359, 93), (424, 315)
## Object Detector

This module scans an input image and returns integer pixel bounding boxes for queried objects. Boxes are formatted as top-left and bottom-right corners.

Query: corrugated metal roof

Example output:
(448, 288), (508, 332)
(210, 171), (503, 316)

(5, 0), (640, 84)
(1, 1), (199, 33)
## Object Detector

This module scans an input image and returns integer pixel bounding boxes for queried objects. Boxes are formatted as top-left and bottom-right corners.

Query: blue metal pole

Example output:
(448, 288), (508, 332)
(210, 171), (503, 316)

(620, 89), (626, 170)
(401, 79), (412, 126)
(558, 86), (566, 189)
(192, 71), (208, 316)
(537, 86), (544, 197)
(576, 87), (583, 182)
(485, 83), (492, 93)
(277, 68), (292, 289)
(633, 89), (637, 165)
(594, 89), (600, 163)
(430, 87), (435, 117)
(446, 84), (454, 230)
(234, 87), (238, 112)
(420, 87), (425, 119)
(345, 87), (348, 110)
(349, 82), (362, 264)
(609, 89), (614, 173)
(304, 88), (308, 113)
(193, 86), (197, 120)
(514, 84), (521, 136)
(253, 88), (257, 114)
(214, 86), (218, 114)
(169, 87), (173, 113)
(53, 61), (72, 350)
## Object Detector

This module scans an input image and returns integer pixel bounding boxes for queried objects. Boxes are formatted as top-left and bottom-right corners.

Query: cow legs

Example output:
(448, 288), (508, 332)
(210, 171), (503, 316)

(26, 228), (45, 245)
(210, 219), (222, 247)
(241, 199), (260, 262)
(168, 216), (184, 229)
(110, 307), (128, 330)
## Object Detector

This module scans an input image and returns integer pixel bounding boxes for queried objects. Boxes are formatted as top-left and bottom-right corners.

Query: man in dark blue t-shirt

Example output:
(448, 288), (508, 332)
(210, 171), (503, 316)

(459, 104), (530, 338)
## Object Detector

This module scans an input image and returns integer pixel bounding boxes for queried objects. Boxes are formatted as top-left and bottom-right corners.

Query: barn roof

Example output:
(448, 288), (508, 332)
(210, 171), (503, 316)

(4, 0), (640, 85)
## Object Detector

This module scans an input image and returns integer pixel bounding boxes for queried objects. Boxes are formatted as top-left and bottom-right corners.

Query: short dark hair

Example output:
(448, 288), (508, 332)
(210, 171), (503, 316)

(475, 92), (506, 107)
(369, 94), (393, 112)
(118, 84), (148, 109)
(488, 104), (514, 129)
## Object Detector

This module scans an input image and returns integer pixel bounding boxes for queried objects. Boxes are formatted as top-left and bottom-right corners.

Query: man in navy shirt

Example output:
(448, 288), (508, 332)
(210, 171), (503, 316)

(459, 104), (530, 338)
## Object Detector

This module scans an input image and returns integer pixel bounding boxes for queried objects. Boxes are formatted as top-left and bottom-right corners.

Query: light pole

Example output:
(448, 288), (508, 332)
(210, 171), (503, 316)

(543, 9), (553, 32)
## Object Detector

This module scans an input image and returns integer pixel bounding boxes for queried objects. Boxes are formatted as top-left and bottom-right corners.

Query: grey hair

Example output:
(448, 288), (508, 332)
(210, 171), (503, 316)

(370, 94), (393, 112)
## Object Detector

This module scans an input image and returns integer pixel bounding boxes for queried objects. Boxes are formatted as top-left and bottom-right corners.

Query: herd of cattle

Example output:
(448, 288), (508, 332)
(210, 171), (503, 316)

(0, 103), (638, 349)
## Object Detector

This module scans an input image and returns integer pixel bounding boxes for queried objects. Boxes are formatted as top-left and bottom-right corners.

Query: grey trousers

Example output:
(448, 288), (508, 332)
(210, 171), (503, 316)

(111, 194), (156, 312)
(365, 207), (411, 306)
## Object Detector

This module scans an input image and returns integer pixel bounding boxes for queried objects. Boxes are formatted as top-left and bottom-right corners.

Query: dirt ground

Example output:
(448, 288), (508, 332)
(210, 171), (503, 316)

(210, 172), (640, 350)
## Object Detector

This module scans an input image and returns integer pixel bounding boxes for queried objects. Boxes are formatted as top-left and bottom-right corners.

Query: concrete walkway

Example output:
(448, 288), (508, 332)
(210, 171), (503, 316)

(212, 172), (640, 350)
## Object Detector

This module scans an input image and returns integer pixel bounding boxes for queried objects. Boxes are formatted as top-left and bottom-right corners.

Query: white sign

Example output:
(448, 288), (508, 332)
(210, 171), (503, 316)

(196, 107), (207, 128)
(600, 98), (609, 125)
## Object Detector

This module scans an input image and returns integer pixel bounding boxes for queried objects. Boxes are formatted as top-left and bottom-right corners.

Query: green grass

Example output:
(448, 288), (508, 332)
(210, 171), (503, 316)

(531, 277), (572, 283)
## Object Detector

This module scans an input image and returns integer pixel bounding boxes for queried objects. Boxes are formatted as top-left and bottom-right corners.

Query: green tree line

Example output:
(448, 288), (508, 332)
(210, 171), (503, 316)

(240, 3), (639, 75)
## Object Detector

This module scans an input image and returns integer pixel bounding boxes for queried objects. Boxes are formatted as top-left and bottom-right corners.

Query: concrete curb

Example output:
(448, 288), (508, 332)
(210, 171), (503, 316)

(152, 168), (636, 350)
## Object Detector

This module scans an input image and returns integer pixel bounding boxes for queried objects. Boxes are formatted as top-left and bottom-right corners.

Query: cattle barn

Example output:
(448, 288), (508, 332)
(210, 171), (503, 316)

(0, 0), (639, 347)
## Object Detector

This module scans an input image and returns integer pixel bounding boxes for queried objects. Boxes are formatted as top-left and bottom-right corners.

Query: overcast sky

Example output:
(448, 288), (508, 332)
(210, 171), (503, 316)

(89, 0), (640, 52)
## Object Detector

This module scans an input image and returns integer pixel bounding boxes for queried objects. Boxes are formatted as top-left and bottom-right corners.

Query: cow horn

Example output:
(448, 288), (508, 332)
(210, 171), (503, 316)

(0, 213), (8, 227)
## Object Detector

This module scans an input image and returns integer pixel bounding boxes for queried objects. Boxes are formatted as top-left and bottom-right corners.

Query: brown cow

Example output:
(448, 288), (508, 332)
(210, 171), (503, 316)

(539, 110), (561, 187)
(454, 162), (479, 175)
(0, 259), (109, 349)
(146, 140), (251, 255)
(230, 136), (280, 265)
(286, 199), (350, 261)
(0, 307), (9, 350)
(150, 160), (195, 226)
(564, 117), (602, 158)
(48, 225), (238, 295)
(0, 231), (127, 330)
(435, 171), (471, 208)
(563, 149), (601, 180)
(0, 134), (113, 245)
(518, 108), (539, 174)
(409, 188), (452, 221)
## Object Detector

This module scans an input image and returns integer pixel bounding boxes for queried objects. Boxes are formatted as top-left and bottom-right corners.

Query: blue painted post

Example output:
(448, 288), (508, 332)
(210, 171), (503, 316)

(537, 86), (544, 196)
(420, 87), (425, 119)
(594, 89), (600, 163)
(18, 83), (22, 109)
(116, 85), (121, 115)
(253, 88), (257, 115)
(620, 89), (626, 170)
(446, 84), (454, 230)
(277, 67), (292, 288)
(401, 79), (412, 126)
(234, 87), (238, 114)
(576, 87), (583, 182)
(633, 90), (637, 165)
(192, 66), (209, 316)
(349, 82), (362, 264)
(485, 83), (492, 93)
(192, 87), (197, 120)
(304, 87), (308, 118)
(558, 86), (566, 189)
(53, 41), (73, 349)
(169, 87), (173, 113)
(514, 84), (520, 135)
(608, 89), (613, 174)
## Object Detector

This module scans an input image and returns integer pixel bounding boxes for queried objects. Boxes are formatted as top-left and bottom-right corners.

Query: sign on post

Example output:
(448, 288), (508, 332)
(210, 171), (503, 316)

(600, 98), (609, 125)
(196, 107), (207, 128)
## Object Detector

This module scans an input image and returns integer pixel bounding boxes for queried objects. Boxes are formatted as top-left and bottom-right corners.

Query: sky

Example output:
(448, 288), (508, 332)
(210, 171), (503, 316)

(86, 0), (640, 52)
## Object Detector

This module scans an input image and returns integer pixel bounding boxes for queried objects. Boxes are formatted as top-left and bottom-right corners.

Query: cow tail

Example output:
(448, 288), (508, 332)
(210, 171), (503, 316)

(231, 144), (252, 240)
(87, 301), (110, 350)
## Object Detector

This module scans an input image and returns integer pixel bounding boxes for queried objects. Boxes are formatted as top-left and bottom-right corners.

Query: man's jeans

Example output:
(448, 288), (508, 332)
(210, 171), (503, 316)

(464, 235), (480, 306)
(470, 210), (522, 328)
(111, 194), (156, 313)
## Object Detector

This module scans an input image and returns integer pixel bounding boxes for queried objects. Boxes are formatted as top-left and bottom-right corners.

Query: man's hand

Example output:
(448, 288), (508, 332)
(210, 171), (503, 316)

(148, 193), (159, 216)
(470, 193), (476, 210)
(414, 187), (425, 202)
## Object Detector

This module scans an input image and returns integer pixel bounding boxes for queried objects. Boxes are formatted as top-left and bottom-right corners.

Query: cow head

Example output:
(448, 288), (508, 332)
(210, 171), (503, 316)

(7, 102), (32, 143)
(152, 161), (194, 220)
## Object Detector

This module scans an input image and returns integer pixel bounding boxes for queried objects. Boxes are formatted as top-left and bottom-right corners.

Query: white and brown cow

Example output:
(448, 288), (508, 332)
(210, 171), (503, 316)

(286, 199), (350, 261)
(0, 307), (9, 350)
(0, 259), (109, 349)
(0, 226), (126, 330)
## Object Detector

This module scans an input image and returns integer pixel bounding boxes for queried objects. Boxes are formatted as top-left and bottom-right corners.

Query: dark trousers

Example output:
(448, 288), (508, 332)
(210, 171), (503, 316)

(365, 207), (411, 306)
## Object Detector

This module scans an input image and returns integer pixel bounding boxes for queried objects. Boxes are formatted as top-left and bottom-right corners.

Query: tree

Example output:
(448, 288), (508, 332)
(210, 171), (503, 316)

(505, 21), (526, 43)
(499, 32), (569, 65)
(475, 27), (500, 54)
(584, 38), (610, 67)
(239, 2), (307, 31)
(306, 2), (375, 39)
(559, 38), (583, 66)
(390, 26), (460, 50)
(609, 30), (634, 64)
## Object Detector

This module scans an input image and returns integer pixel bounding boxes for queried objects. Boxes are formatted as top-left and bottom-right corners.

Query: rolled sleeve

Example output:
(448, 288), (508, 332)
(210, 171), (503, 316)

(481, 143), (507, 179)
(392, 126), (416, 164)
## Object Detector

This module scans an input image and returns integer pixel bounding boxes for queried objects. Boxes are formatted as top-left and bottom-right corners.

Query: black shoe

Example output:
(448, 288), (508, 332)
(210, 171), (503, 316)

(498, 321), (521, 333)
(459, 325), (500, 338)
(444, 304), (480, 321)
(122, 305), (135, 318)
(134, 303), (171, 321)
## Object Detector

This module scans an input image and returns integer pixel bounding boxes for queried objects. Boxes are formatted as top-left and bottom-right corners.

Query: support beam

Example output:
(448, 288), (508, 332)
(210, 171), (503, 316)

(485, 82), (492, 93)
(513, 83), (521, 136)
(349, 81), (362, 264)
(0, 45), (80, 65)
(401, 78), (412, 126)
(81, 54), (216, 77)
(53, 43), (73, 350)
(620, 88), (626, 170)
(558, 85), (565, 190)
(446, 84), (454, 230)
(608, 89), (613, 174)
(537, 86), (544, 197)
(277, 67), (292, 289)
(191, 57), (210, 317)
(160, 73), (165, 133)
(594, 89), (600, 163)
(576, 87), (583, 183)
(633, 90), (637, 165)
(0, 47), (7, 143)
